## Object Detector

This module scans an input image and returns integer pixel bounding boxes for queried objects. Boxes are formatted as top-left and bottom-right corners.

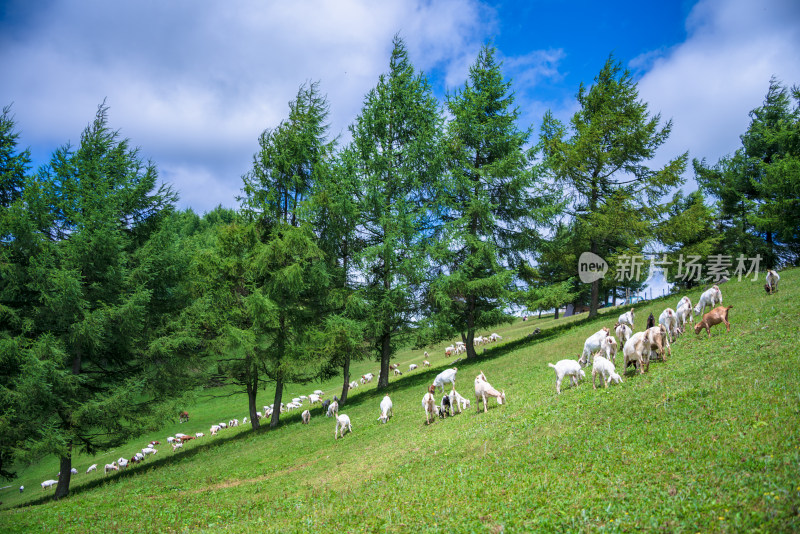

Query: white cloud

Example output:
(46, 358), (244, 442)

(635, 0), (800, 172)
(0, 0), (493, 213)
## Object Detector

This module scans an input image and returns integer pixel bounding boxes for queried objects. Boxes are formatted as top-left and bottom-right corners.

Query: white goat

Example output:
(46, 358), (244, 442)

(409, 363), (418, 371)
(579, 327), (610, 366)
(423, 360), (431, 367)
(615, 322), (632, 347)
(301, 409), (311, 424)
(334, 414), (352, 440)
(313, 390), (324, 396)
(622, 331), (649, 374)
(141, 447), (157, 456)
(422, 388), (437, 424)
(659, 308), (679, 342)
(676, 298), (693, 333)
(172, 442), (183, 452)
(348, 381), (359, 390)
(86, 464), (97, 474)
(104, 462), (118, 474)
(547, 359), (585, 394)
(449, 388), (470, 413)
(618, 308), (635, 328)
(597, 335), (618, 365)
(766, 270), (780, 294)
(378, 395), (393, 424)
(592, 355), (622, 389)
(489, 333), (503, 342)
(41, 479), (58, 490)
(196, 432), (204, 438)
(694, 285), (722, 316)
(432, 368), (458, 393)
(327, 400), (339, 418)
(473, 371), (506, 412)
(360, 373), (374, 384)
(309, 394), (322, 404)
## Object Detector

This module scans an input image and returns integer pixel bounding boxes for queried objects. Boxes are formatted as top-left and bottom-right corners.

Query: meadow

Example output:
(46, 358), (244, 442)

(1, 270), (799, 533)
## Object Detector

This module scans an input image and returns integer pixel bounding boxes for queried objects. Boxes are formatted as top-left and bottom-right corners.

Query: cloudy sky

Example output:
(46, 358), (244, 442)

(1, 0), (798, 214)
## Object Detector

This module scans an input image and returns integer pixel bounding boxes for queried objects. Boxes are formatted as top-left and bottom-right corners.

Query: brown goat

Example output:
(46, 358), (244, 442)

(694, 305), (733, 337)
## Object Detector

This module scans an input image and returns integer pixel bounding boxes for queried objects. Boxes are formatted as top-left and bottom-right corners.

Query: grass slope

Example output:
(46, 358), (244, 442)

(2, 270), (799, 532)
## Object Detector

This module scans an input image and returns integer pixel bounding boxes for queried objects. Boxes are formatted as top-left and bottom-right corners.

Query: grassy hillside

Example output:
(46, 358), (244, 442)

(2, 270), (799, 532)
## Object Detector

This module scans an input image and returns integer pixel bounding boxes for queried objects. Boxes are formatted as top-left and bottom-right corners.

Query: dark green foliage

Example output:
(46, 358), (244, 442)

(0, 104), (185, 497)
(538, 56), (687, 315)
(425, 45), (558, 357)
(349, 36), (445, 387)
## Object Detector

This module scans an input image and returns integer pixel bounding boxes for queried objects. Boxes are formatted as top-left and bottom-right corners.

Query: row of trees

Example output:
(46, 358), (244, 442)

(2, 36), (797, 499)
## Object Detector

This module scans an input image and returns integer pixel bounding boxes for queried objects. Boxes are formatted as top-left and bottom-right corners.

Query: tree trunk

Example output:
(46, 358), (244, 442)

(339, 353), (351, 405)
(554, 306), (559, 320)
(269, 374), (283, 428)
(588, 241), (600, 318)
(247, 379), (260, 430)
(465, 297), (477, 359)
(377, 333), (391, 389)
(54, 444), (72, 500)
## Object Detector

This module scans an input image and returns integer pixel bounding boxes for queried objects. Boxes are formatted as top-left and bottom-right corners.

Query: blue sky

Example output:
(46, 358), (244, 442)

(1, 0), (798, 214)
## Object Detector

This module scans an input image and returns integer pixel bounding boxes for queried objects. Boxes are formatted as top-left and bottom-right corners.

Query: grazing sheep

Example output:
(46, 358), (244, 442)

(301, 409), (311, 424)
(615, 322), (632, 347)
(86, 464), (97, 474)
(622, 332), (649, 374)
(378, 395), (393, 424)
(579, 327), (610, 366)
(432, 368), (458, 393)
(409, 363), (418, 371)
(327, 400), (339, 418)
(592, 355), (622, 389)
(694, 305), (733, 337)
(659, 308), (679, 342)
(618, 308), (635, 329)
(766, 270), (780, 294)
(473, 371), (506, 412)
(694, 285), (722, 316)
(547, 360), (585, 394)
(449, 388), (470, 413)
(334, 414), (352, 440)
(422, 386), (437, 424)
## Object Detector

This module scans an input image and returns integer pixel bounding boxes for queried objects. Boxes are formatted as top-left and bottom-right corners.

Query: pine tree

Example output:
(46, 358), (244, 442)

(427, 45), (556, 358)
(349, 36), (444, 388)
(538, 56), (687, 316)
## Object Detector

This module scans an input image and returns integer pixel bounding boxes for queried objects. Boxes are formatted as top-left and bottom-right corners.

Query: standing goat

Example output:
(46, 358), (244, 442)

(334, 414), (352, 440)
(765, 270), (780, 294)
(474, 371), (506, 412)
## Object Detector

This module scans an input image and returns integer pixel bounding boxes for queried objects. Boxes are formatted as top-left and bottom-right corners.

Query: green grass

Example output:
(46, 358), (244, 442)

(2, 270), (800, 532)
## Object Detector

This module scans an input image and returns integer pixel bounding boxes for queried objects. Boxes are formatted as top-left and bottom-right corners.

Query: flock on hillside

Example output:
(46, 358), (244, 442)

(36, 270), (781, 492)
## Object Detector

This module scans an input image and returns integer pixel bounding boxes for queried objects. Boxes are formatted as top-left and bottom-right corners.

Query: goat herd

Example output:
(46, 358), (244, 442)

(37, 270), (780, 491)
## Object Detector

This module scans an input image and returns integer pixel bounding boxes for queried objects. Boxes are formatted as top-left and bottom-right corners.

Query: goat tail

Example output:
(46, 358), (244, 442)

(726, 305), (734, 309)
(547, 363), (556, 369)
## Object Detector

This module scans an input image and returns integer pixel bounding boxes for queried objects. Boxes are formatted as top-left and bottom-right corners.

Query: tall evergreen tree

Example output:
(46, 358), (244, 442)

(427, 45), (556, 358)
(695, 78), (800, 265)
(238, 82), (334, 427)
(538, 55), (687, 317)
(0, 104), (182, 498)
(349, 36), (444, 388)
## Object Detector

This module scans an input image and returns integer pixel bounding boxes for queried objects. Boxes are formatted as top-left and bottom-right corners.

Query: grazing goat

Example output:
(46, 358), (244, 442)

(615, 322), (632, 347)
(645, 324), (671, 364)
(489, 333), (502, 342)
(334, 414), (352, 440)
(301, 410), (311, 424)
(445, 345), (455, 357)
(86, 464), (97, 474)
(423, 360), (431, 367)
(579, 327), (610, 366)
(694, 305), (733, 337)
(659, 308), (679, 342)
(141, 447), (157, 456)
(172, 442), (183, 452)
(309, 394), (322, 404)
(474, 371), (506, 412)
(766, 270), (780, 294)
(422, 386), (437, 424)
(449, 388), (470, 413)
(104, 462), (119, 474)
(618, 308), (635, 329)
(623, 332), (649, 374)
(695, 285), (722, 316)
(409, 363), (418, 371)
(393, 368), (403, 376)
(313, 390), (324, 396)
(438, 395), (452, 418)
(432, 368), (458, 393)
(360, 373), (374, 384)
(676, 298), (693, 333)
(548, 360), (585, 394)
(196, 432), (204, 438)
(41, 479), (58, 490)
(179, 411), (189, 423)
(378, 395), (393, 424)
(327, 400), (339, 418)
(592, 355), (622, 389)
(348, 381), (359, 390)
